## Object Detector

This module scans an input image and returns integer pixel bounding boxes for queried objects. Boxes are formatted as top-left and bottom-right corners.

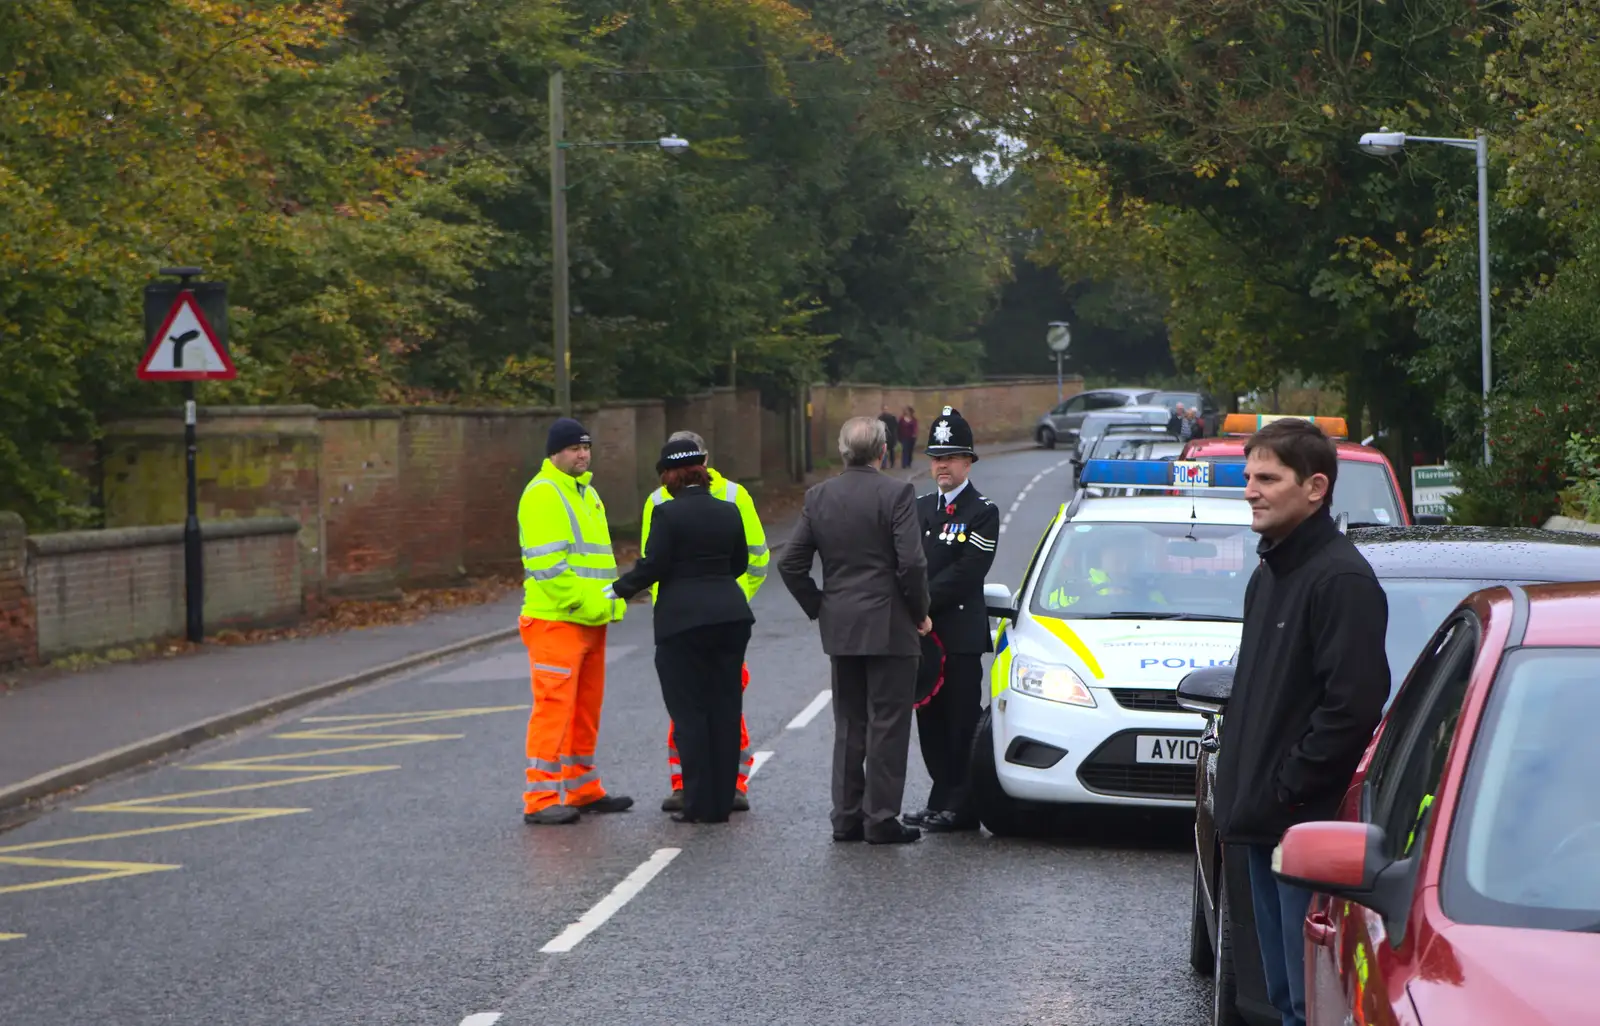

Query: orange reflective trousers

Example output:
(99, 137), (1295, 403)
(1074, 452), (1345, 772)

(668, 662), (752, 793)
(521, 616), (610, 813)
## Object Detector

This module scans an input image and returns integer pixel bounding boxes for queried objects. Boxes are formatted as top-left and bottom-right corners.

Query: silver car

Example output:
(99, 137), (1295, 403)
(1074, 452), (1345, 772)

(1035, 387), (1156, 449)
(1071, 404), (1175, 464)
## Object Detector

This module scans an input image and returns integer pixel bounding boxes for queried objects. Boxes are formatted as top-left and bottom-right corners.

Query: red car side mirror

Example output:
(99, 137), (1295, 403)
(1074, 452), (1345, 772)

(1274, 821), (1414, 930)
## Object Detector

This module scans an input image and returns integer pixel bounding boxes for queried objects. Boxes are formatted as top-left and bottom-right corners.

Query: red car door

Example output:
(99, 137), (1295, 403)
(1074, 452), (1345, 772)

(1306, 615), (1480, 1026)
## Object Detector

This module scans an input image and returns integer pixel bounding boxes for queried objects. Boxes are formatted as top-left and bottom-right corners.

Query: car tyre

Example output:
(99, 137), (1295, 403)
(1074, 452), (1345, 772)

(968, 707), (1049, 837)
(1189, 860), (1215, 974)
(1212, 870), (1245, 1026)
(1038, 426), (1057, 449)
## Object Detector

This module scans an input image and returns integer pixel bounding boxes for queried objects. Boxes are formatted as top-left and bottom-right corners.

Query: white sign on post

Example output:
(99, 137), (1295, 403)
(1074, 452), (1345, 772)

(137, 291), (236, 381)
(1411, 464), (1461, 519)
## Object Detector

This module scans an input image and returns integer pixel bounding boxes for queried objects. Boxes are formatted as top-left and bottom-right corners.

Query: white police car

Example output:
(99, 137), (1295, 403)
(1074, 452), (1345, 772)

(974, 459), (1254, 835)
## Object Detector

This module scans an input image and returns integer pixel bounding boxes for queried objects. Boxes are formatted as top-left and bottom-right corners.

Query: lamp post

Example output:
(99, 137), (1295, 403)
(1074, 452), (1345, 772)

(1047, 321), (1071, 403)
(549, 68), (689, 415)
(1358, 129), (1492, 466)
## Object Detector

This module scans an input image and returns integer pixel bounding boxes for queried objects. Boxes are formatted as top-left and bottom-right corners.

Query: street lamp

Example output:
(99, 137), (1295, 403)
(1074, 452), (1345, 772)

(1357, 128), (1493, 466)
(549, 69), (691, 416)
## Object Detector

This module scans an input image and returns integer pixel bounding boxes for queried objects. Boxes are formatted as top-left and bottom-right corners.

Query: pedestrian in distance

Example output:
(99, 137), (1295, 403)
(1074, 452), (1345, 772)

(516, 417), (634, 825)
(1185, 405), (1205, 440)
(898, 407), (919, 469)
(638, 430), (769, 814)
(778, 416), (931, 845)
(609, 438), (755, 824)
(1167, 402), (1188, 439)
(1212, 418), (1390, 1026)
(906, 406), (998, 833)
(878, 405), (900, 470)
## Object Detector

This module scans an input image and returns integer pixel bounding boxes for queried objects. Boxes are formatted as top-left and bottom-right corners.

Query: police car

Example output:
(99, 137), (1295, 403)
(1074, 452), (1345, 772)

(973, 458), (1254, 835)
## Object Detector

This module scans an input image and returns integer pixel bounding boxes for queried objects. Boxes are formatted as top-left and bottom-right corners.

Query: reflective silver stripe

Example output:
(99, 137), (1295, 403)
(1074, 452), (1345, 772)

(522, 540), (569, 558)
(747, 544), (768, 557)
(564, 768), (600, 789)
(560, 754), (595, 767)
(571, 566), (613, 579)
(651, 490), (669, 506)
(532, 662), (572, 676)
(572, 542), (612, 555)
(723, 482), (739, 502)
(526, 564), (569, 581)
(524, 782), (562, 793)
(740, 750), (752, 761)
(531, 478), (585, 545)
(528, 757), (563, 773)
(745, 565), (767, 578)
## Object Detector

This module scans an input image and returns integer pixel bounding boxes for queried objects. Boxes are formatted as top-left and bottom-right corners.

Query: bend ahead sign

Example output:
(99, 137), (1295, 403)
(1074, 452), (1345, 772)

(1412, 464), (1461, 519)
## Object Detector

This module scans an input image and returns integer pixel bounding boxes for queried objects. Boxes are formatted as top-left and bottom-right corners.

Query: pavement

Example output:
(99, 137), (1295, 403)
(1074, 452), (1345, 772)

(0, 442), (1208, 1026)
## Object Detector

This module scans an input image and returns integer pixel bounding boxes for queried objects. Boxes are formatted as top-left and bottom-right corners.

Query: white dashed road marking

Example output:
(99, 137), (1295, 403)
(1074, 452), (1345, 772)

(460, 1015), (503, 1026)
(786, 690), (832, 730)
(540, 848), (681, 954)
(748, 751), (775, 778)
(1001, 458), (1072, 535)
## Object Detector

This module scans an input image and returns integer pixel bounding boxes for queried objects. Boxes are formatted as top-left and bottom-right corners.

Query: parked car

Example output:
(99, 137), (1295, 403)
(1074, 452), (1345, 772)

(1277, 580), (1600, 1025)
(1180, 526), (1600, 1026)
(1036, 387), (1156, 449)
(1079, 427), (1180, 497)
(1072, 405), (1175, 468)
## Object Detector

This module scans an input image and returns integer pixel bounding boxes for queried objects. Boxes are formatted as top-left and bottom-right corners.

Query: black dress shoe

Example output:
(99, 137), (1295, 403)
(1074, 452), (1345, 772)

(832, 824), (865, 843)
(574, 794), (634, 814)
(865, 821), (921, 845)
(902, 807), (935, 828)
(921, 810), (981, 833)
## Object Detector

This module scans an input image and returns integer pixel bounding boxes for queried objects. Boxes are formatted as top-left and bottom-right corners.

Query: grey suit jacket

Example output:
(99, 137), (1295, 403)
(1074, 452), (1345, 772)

(778, 465), (930, 657)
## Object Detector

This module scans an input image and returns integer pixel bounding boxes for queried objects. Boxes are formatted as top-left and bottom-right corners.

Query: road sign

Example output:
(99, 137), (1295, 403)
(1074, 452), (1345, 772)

(138, 290), (236, 381)
(1046, 321), (1071, 353)
(1411, 464), (1461, 518)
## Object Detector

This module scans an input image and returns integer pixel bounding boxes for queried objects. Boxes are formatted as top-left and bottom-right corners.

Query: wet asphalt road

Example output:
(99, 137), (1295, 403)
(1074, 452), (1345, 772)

(0, 448), (1208, 1026)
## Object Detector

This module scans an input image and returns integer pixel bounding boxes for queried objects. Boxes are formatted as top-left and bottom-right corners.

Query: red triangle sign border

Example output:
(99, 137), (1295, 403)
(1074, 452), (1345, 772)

(137, 290), (237, 381)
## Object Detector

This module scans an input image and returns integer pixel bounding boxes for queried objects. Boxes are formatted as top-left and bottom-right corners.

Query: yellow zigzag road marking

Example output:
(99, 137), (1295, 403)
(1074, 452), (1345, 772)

(0, 705), (523, 917)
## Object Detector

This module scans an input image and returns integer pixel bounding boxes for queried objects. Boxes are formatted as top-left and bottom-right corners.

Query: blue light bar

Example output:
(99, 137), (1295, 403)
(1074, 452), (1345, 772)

(1079, 459), (1247, 490)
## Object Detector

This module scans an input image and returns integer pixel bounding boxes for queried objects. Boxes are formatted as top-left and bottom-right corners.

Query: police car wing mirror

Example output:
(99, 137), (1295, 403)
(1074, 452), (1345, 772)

(1175, 664), (1235, 716)
(983, 582), (1018, 621)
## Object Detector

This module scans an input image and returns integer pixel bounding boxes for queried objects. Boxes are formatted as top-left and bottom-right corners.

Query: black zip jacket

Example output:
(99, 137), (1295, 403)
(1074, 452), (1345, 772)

(1213, 507), (1391, 845)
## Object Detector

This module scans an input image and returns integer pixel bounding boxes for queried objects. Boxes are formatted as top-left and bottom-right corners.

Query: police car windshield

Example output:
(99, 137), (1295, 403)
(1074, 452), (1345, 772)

(1031, 521), (1254, 621)
(1200, 457), (1402, 526)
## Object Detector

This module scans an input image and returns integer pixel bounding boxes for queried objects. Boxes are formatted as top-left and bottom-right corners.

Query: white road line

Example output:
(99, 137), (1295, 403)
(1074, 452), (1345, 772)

(540, 848), (681, 954)
(786, 689), (832, 729)
(748, 750), (775, 778)
(460, 1015), (503, 1026)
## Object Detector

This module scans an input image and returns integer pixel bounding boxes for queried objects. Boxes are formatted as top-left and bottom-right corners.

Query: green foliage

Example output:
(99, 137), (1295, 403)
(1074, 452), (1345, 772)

(1563, 432), (1600, 524)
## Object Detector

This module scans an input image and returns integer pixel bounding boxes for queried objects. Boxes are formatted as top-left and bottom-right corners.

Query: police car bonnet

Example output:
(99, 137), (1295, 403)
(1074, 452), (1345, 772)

(925, 405), (978, 460)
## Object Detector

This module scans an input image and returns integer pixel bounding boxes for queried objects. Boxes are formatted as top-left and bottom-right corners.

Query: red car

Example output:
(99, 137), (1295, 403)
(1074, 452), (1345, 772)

(1276, 581), (1600, 1025)
(1183, 415), (1414, 527)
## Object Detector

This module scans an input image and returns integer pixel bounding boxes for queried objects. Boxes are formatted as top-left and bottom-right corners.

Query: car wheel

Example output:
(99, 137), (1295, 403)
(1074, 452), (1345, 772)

(1038, 426), (1057, 449)
(1212, 871), (1245, 1026)
(1189, 860), (1215, 974)
(968, 707), (1048, 837)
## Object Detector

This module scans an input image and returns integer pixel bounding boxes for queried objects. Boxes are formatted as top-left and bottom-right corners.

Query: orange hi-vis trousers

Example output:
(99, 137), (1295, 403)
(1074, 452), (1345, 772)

(521, 617), (611, 814)
(668, 662), (752, 794)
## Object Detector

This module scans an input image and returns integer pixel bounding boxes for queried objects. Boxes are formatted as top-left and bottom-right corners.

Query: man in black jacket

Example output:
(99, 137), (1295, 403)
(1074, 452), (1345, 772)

(1213, 419), (1390, 1026)
(905, 406), (999, 833)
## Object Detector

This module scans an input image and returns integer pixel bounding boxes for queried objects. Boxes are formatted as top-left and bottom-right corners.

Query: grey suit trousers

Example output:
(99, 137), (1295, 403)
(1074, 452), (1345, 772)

(829, 654), (917, 832)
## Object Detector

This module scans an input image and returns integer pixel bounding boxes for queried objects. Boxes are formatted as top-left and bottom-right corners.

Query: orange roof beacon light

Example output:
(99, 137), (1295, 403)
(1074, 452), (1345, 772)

(1219, 413), (1349, 440)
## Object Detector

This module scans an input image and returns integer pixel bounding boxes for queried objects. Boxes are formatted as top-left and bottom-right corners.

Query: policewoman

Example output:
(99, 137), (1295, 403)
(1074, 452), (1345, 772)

(907, 406), (999, 833)
(608, 439), (754, 824)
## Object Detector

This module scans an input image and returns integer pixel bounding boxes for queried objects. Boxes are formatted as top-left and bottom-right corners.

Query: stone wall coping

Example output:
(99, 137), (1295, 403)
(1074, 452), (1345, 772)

(28, 516), (302, 556)
(1544, 515), (1600, 536)
(810, 376), (1077, 389)
(119, 406), (323, 419)
(0, 511), (23, 533)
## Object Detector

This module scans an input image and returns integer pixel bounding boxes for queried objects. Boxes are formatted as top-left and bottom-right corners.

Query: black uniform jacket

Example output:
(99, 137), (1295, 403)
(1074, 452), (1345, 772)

(611, 485), (753, 643)
(918, 483), (1000, 655)
(1213, 508), (1391, 845)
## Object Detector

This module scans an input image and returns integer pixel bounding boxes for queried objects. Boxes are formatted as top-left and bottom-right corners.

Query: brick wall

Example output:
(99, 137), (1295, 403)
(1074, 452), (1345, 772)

(808, 377), (1080, 462)
(320, 411), (403, 597)
(0, 513), (36, 670)
(462, 409), (552, 577)
(27, 518), (301, 662)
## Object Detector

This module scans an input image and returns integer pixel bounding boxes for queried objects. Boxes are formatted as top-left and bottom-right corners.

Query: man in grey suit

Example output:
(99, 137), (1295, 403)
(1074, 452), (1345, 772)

(779, 416), (931, 845)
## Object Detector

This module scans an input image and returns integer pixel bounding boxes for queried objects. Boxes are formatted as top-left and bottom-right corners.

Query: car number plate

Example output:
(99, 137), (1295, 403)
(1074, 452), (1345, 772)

(1135, 735), (1202, 763)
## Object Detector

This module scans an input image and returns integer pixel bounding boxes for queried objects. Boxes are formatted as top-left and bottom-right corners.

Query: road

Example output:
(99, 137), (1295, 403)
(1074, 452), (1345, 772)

(0, 449), (1208, 1026)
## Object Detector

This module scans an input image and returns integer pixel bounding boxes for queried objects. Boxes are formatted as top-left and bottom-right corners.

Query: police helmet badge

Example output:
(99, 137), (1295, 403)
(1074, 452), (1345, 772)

(924, 404), (978, 460)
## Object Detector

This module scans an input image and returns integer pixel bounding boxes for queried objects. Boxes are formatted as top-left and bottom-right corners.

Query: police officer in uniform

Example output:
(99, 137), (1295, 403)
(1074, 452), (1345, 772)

(907, 406), (998, 833)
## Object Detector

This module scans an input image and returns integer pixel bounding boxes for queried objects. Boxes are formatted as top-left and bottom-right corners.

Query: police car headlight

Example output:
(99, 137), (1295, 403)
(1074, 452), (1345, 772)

(1012, 659), (1096, 708)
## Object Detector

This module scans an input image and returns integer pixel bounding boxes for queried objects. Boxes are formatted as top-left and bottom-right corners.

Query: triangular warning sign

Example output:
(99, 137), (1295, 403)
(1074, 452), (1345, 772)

(137, 291), (236, 381)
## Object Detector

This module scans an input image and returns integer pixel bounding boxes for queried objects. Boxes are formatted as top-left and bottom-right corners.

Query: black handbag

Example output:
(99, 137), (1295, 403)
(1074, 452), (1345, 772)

(915, 630), (945, 709)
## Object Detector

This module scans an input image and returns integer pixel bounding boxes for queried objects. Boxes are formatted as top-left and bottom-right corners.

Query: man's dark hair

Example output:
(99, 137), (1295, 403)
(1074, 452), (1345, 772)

(1243, 419), (1339, 507)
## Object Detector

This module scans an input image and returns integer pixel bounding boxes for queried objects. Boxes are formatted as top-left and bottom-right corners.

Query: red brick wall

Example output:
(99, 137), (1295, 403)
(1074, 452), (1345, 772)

(320, 412), (403, 597)
(0, 512), (36, 670)
(462, 410), (554, 576)
(398, 412), (468, 585)
(808, 377), (1082, 461)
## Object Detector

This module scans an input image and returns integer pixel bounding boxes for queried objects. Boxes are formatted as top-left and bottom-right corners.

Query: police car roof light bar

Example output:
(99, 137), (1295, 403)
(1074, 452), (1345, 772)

(1078, 458), (1248, 491)
(1218, 413), (1349, 439)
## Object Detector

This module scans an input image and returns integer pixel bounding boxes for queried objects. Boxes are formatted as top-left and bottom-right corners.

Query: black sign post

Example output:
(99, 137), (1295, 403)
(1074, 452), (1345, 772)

(138, 267), (235, 644)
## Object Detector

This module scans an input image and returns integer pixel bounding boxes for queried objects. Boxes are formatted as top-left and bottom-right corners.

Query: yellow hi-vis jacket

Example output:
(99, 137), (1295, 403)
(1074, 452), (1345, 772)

(639, 466), (768, 605)
(518, 459), (625, 624)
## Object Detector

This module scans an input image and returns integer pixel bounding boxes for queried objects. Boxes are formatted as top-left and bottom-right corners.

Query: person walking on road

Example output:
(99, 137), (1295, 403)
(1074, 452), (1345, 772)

(1213, 418), (1390, 1026)
(516, 418), (635, 825)
(906, 406), (997, 834)
(778, 416), (931, 845)
(640, 430), (769, 814)
(610, 439), (754, 824)
(878, 406), (900, 470)
(898, 407), (919, 469)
